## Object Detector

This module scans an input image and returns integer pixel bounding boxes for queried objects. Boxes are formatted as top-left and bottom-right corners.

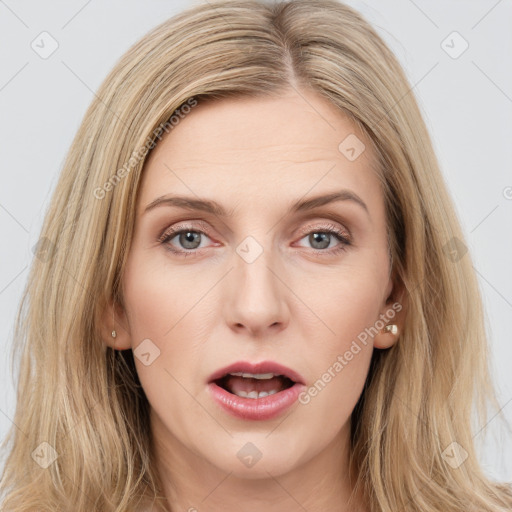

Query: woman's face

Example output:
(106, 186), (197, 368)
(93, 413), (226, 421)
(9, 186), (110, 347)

(115, 88), (401, 481)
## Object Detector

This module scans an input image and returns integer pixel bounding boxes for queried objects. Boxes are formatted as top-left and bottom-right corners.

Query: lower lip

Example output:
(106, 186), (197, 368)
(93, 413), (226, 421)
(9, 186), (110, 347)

(207, 381), (306, 421)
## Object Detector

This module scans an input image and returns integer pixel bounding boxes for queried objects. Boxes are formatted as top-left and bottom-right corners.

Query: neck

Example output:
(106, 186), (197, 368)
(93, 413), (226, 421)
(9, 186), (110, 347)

(147, 409), (368, 512)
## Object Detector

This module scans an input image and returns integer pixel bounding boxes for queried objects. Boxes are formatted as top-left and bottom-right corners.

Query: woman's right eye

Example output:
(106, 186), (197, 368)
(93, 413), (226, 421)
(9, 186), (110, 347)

(159, 227), (213, 256)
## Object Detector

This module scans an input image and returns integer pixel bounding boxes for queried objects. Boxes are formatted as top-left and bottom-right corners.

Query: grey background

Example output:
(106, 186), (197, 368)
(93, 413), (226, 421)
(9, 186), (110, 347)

(1, 0), (511, 481)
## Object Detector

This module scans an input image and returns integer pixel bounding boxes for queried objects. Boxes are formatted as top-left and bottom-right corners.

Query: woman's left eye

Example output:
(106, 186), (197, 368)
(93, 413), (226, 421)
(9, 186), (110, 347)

(158, 222), (351, 257)
(295, 223), (351, 255)
(294, 228), (350, 254)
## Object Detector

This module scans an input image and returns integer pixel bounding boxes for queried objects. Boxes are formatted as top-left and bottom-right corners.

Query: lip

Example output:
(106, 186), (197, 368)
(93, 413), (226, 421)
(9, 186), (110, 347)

(207, 360), (306, 385)
(208, 381), (305, 421)
(207, 360), (306, 421)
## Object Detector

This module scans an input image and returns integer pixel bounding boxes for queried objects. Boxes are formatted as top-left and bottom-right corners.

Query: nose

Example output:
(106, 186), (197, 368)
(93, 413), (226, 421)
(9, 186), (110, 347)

(224, 244), (290, 337)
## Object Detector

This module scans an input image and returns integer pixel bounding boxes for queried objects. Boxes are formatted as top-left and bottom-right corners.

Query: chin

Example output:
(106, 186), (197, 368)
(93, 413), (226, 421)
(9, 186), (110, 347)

(205, 436), (307, 479)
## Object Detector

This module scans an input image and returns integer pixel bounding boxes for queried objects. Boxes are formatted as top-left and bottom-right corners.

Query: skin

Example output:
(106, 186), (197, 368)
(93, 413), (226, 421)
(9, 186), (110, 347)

(104, 87), (406, 512)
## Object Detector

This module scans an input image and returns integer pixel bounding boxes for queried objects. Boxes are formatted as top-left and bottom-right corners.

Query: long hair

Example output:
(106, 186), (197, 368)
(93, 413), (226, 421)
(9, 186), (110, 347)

(1, 1), (511, 510)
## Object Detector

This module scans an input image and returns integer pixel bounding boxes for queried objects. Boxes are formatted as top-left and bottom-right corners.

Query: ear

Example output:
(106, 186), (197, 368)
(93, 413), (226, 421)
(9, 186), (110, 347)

(373, 272), (407, 350)
(100, 298), (132, 351)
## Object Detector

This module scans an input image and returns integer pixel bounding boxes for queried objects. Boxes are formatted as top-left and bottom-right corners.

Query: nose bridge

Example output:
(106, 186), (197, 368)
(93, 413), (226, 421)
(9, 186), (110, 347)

(226, 232), (289, 334)
(236, 232), (282, 301)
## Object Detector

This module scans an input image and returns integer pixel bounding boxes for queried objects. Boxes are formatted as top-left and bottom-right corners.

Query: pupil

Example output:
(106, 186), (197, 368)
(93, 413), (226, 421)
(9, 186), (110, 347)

(180, 231), (201, 249)
(311, 232), (329, 249)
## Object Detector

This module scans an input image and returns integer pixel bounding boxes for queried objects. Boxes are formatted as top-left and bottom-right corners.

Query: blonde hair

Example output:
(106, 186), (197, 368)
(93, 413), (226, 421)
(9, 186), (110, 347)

(1, 0), (511, 510)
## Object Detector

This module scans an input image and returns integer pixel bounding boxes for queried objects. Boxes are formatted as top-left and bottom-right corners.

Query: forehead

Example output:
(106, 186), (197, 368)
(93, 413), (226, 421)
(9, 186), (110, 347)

(138, 89), (382, 216)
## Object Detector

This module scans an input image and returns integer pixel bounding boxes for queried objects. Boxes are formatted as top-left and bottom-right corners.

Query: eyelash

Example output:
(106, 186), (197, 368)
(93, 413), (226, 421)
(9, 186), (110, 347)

(158, 221), (351, 258)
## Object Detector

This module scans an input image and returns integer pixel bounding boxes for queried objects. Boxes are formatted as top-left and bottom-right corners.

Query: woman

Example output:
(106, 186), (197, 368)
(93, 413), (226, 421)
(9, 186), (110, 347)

(1, 0), (511, 510)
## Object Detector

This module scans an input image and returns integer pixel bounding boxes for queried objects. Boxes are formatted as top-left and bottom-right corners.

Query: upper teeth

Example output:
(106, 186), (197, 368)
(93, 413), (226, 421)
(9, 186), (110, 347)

(234, 390), (278, 399)
(229, 372), (277, 379)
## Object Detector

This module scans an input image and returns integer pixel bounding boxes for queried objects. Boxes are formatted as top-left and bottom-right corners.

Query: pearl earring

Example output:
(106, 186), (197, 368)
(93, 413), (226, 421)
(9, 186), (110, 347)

(383, 324), (398, 335)
(111, 307), (117, 338)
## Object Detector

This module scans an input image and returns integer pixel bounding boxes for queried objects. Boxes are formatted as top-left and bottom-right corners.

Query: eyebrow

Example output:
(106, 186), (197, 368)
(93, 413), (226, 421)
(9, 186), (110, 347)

(143, 189), (369, 217)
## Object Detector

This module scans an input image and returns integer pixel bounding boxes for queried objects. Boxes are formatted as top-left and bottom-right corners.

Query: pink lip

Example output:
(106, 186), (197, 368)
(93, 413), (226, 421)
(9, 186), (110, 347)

(207, 360), (306, 421)
(208, 381), (305, 421)
(207, 360), (306, 385)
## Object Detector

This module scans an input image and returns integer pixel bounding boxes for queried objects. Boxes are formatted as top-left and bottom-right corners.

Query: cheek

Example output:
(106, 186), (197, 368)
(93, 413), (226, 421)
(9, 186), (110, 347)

(122, 250), (208, 341)
(122, 256), (214, 440)
(121, 250), (214, 399)
(294, 270), (381, 421)
(300, 264), (384, 353)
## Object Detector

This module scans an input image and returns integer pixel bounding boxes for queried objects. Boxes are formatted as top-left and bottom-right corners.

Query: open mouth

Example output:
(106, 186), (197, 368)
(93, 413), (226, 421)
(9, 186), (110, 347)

(213, 373), (295, 399)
